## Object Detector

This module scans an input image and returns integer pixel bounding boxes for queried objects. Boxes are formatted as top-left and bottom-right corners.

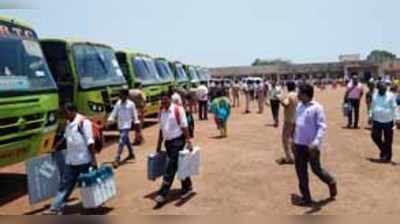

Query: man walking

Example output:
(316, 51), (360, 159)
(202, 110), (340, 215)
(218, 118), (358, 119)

(345, 75), (364, 129)
(197, 81), (209, 120)
(369, 81), (397, 163)
(276, 81), (297, 165)
(129, 84), (146, 144)
(232, 80), (241, 108)
(154, 92), (194, 205)
(292, 84), (337, 206)
(44, 103), (97, 215)
(268, 80), (282, 127)
(243, 79), (252, 113)
(108, 89), (141, 168)
(256, 79), (265, 114)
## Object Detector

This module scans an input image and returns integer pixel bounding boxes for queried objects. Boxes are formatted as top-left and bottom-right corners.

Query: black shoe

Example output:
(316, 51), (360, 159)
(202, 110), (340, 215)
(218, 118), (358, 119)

(380, 158), (391, 163)
(112, 160), (120, 169)
(126, 154), (135, 161)
(293, 197), (313, 207)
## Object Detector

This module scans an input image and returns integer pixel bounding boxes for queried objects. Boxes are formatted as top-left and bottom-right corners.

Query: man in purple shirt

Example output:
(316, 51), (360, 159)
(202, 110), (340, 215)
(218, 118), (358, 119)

(292, 83), (337, 206)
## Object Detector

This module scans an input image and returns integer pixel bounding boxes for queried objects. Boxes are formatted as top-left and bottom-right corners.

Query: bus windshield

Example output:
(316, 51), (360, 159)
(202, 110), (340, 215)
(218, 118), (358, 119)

(188, 67), (200, 82)
(197, 69), (206, 80)
(175, 64), (188, 82)
(0, 36), (57, 93)
(73, 44), (126, 89)
(155, 60), (174, 82)
(132, 57), (161, 84)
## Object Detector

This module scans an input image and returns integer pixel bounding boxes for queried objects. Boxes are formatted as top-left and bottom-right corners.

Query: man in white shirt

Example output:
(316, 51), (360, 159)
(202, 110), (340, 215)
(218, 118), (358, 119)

(197, 81), (209, 120)
(243, 80), (252, 113)
(369, 81), (397, 163)
(45, 103), (97, 215)
(108, 89), (141, 168)
(268, 80), (283, 127)
(154, 92), (194, 205)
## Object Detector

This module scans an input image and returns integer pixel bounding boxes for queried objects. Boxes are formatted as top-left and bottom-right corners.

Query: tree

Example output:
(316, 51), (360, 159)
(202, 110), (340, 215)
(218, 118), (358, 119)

(251, 58), (291, 66)
(252, 58), (262, 66)
(366, 50), (396, 63)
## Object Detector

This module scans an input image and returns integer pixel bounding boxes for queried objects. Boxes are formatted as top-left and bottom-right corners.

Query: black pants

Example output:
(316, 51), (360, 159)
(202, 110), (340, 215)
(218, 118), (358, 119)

(159, 135), (192, 197)
(198, 101), (208, 120)
(270, 100), (280, 123)
(294, 145), (336, 201)
(371, 121), (394, 161)
(347, 99), (360, 127)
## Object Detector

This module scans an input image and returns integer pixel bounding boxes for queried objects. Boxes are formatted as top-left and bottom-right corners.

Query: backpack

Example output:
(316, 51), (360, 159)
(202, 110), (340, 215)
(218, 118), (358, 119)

(77, 117), (104, 153)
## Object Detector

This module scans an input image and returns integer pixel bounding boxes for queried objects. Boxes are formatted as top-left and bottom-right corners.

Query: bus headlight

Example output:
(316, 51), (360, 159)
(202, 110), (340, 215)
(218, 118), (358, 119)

(46, 111), (57, 126)
(88, 102), (105, 112)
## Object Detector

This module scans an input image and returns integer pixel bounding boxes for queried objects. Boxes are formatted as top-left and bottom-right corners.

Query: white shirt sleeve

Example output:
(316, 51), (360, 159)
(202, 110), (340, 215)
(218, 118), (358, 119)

(108, 102), (119, 122)
(178, 107), (189, 128)
(131, 101), (140, 124)
(82, 119), (95, 146)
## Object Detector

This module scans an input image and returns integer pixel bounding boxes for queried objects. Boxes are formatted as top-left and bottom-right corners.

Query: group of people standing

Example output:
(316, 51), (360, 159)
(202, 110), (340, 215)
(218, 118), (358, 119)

(345, 74), (400, 163)
(209, 78), (337, 206)
(48, 72), (400, 214)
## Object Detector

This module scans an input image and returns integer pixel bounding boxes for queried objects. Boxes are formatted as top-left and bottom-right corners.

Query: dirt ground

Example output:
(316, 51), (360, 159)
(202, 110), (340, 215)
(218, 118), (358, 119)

(1, 87), (400, 215)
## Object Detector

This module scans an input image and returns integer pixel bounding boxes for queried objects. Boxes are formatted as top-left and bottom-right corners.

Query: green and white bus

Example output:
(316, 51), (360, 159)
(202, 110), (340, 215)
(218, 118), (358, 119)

(154, 57), (175, 93)
(184, 64), (200, 88)
(197, 67), (211, 85)
(170, 61), (190, 90)
(115, 51), (164, 116)
(0, 17), (59, 167)
(40, 39), (127, 129)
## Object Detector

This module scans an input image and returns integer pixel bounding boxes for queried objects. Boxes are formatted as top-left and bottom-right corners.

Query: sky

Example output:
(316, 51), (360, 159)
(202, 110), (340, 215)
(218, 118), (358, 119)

(1, 0), (399, 67)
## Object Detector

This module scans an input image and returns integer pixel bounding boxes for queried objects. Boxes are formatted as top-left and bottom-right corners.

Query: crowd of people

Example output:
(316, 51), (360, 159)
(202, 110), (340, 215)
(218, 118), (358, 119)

(44, 73), (400, 214)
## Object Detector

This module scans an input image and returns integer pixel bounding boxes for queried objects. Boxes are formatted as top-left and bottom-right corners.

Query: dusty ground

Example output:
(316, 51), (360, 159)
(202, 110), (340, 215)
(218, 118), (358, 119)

(1, 87), (400, 215)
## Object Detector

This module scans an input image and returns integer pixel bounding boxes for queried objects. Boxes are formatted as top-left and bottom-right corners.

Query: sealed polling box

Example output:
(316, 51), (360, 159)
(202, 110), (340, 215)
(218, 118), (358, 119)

(147, 151), (168, 181)
(177, 146), (200, 180)
(26, 150), (67, 205)
(78, 166), (116, 209)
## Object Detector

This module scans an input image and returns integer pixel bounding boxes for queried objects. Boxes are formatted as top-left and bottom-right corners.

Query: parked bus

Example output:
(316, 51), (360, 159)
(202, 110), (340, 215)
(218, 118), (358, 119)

(115, 51), (163, 116)
(196, 67), (211, 85)
(184, 64), (200, 88)
(0, 17), (59, 167)
(170, 61), (190, 90)
(154, 57), (175, 93)
(40, 39), (128, 129)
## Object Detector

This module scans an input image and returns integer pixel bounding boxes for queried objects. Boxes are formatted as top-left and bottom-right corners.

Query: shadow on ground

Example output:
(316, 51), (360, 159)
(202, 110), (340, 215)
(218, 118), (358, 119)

(367, 158), (397, 166)
(0, 173), (27, 207)
(144, 189), (197, 210)
(290, 194), (335, 215)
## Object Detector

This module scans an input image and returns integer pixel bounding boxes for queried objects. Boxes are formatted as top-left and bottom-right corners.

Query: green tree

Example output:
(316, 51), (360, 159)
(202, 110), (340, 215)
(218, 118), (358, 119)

(251, 58), (291, 66)
(366, 50), (396, 63)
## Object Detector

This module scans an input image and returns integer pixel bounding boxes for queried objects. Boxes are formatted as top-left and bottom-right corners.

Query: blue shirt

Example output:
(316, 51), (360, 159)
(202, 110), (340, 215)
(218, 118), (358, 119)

(294, 101), (327, 149)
